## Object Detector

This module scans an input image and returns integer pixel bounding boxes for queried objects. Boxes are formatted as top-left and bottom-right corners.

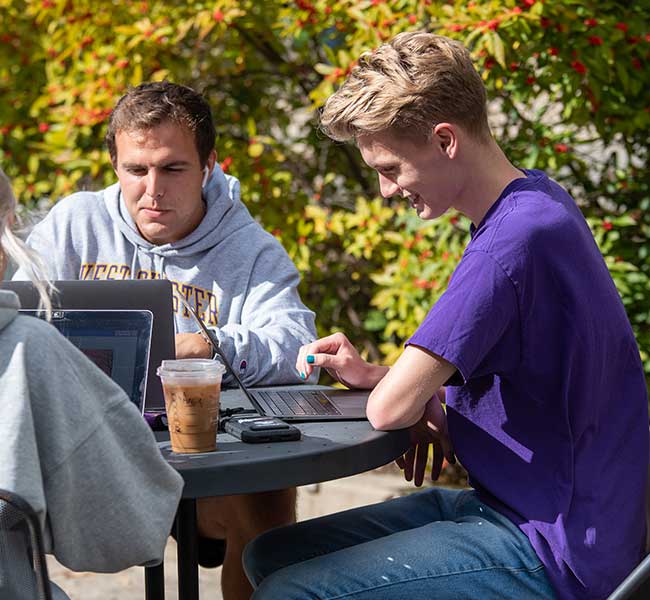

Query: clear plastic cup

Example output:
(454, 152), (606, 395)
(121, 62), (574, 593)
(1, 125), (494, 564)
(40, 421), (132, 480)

(156, 359), (226, 453)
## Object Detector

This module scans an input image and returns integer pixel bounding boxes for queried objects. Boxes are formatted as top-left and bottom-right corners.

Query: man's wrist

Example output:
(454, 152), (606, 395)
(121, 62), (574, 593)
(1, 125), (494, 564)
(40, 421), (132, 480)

(366, 363), (390, 388)
(200, 333), (213, 356)
(198, 330), (213, 352)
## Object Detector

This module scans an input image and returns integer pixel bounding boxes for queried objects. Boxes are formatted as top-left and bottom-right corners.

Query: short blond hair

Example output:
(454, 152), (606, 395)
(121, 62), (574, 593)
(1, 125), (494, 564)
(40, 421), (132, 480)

(0, 168), (54, 316)
(320, 31), (490, 143)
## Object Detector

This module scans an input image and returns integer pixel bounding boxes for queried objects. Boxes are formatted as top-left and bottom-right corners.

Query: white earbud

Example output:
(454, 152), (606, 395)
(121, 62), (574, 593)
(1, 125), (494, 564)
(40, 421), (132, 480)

(201, 166), (210, 189)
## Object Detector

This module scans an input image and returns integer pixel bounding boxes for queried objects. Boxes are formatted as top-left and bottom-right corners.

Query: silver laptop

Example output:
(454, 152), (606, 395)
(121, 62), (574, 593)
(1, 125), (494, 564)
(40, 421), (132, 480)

(3, 280), (175, 411)
(181, 298), (370, 422)
(20, 309), (153, 413)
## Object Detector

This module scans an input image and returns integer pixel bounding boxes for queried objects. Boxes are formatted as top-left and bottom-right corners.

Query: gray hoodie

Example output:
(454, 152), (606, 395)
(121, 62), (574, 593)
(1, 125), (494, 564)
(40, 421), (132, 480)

(14, 165), (316, 385)
(0, 290), (183, 597)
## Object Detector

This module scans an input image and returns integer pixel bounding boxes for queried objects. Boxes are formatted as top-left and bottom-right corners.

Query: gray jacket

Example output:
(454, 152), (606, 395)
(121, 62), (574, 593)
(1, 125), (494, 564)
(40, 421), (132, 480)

(0, 290), (183, 595)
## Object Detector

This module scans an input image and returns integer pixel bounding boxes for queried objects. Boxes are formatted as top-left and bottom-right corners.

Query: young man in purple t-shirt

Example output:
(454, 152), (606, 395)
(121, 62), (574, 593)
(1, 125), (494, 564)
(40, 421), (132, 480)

(242, 32), (649, 600)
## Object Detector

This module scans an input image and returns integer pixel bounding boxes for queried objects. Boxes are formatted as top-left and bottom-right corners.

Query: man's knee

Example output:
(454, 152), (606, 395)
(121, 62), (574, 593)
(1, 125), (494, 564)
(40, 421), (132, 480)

(198, 488), (297, 540)
(239, 488), (297, 531)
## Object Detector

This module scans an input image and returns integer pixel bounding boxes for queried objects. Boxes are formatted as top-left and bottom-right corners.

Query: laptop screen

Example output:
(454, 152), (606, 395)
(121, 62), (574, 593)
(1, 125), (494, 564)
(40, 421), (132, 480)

(20, 309), (153, 412)
(3, 280), (175, 411)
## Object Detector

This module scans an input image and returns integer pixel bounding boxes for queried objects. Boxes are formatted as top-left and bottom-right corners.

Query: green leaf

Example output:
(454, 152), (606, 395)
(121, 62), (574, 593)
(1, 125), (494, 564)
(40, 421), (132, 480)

(492, 32), (506, 68)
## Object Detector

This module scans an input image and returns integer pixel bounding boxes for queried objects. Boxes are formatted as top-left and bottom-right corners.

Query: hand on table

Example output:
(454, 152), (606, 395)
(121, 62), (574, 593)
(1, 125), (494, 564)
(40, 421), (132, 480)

(296, 332), (388, 389)
(395, 392), (455, 487)
(175, 332), (213, 359)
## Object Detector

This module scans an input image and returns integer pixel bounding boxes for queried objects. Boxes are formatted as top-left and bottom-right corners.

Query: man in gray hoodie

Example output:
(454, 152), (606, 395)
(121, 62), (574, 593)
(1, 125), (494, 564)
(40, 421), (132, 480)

(14, 81), (317, 599)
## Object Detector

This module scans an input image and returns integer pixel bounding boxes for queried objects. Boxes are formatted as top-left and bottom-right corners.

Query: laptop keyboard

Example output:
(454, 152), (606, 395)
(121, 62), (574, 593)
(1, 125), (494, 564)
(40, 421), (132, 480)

(254, 390), (341, 416)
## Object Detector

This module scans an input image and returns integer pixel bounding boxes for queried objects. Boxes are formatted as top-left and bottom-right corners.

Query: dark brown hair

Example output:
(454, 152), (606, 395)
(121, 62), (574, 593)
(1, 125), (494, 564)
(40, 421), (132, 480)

(105, 81), (216, 166)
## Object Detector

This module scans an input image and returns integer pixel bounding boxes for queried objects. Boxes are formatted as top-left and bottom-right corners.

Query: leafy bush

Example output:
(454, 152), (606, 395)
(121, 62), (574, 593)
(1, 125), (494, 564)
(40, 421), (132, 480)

(1, 0), (649, 378)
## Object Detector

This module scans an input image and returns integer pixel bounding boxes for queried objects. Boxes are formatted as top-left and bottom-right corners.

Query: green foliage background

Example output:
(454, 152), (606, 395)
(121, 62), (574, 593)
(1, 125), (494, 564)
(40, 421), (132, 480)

(1, 0), (649, 376)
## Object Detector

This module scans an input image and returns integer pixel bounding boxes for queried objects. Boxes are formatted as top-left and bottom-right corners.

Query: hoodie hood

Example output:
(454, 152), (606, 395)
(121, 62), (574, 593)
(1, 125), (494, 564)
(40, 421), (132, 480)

(0, 290), (20, 331)
(103, 163), (253, 258)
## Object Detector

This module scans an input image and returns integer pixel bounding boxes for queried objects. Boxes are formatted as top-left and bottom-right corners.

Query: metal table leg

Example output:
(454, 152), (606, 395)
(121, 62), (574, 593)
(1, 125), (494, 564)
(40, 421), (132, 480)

(144, 561), (165, 600)
(176, 498), (199, 600)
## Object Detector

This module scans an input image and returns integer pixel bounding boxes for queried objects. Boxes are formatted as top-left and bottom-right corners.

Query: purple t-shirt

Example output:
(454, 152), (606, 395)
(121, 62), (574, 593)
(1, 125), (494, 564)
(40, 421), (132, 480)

(407, 170), (648, 600)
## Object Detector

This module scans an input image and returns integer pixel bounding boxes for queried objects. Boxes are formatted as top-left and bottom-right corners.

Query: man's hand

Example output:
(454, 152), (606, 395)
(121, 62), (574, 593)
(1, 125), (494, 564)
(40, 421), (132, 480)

(395, 392), (455, 487)
(296, 332), (388, 389)
(175, 332), (213, 359)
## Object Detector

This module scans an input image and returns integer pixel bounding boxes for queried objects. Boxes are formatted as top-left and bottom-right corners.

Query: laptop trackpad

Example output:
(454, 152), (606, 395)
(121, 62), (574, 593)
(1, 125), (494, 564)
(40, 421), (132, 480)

(326, 390), (369, 414)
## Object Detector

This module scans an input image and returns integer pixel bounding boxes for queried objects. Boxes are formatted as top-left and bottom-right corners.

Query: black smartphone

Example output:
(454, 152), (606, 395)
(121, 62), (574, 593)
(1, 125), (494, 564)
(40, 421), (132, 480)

(223, 415), (301, 443)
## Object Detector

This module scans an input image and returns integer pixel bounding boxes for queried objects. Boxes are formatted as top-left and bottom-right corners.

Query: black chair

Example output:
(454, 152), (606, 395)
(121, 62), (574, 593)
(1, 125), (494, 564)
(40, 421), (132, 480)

(607, 457), (650, 600)
(607, 553), (650, 600)
(0, 488), (54, 600)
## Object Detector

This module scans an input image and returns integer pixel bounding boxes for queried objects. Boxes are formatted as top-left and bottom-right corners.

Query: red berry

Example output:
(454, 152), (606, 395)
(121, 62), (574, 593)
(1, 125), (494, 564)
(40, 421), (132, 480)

(615, 22), (629, 33)
(588, 36), (603, 46)
(38, 123), (50, 133)
(220, 156), (233, 172)
(554, 143), (568, 153)
(213, 9), (224, 22)
(584, 18), (598, 27)
(571, 60), (587, 74)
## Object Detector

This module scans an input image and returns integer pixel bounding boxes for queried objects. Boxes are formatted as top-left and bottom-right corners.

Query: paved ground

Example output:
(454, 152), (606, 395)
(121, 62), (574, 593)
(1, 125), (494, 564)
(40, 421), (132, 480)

(47, 464), (411, 600)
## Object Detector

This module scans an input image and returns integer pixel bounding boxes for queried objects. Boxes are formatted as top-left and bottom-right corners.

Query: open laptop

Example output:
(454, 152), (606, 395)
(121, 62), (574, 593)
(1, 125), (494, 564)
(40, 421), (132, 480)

(181, 297), (370, 422)
(20, 309), (153, 413)
(2, 280), (175, 411)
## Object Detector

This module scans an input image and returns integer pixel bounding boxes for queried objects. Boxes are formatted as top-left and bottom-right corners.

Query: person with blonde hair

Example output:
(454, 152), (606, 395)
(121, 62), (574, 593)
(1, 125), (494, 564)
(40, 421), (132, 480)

(0, 167), (184, 599)
(243, 32), (649, 600)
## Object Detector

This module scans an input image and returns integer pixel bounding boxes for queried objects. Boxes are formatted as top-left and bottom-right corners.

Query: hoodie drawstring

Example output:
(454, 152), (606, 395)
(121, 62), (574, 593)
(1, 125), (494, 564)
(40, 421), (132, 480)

(130, 240), (139, 277)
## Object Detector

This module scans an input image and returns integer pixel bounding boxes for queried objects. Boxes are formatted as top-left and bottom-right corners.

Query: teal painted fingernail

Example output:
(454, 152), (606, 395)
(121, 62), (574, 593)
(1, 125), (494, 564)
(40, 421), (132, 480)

(306, 355), (315, 364)
(300, 372), (306, 379)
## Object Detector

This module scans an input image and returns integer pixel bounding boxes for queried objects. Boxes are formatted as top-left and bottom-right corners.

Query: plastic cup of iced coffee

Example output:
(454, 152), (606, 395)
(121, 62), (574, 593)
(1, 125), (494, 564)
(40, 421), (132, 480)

(156, 359), (226, 453)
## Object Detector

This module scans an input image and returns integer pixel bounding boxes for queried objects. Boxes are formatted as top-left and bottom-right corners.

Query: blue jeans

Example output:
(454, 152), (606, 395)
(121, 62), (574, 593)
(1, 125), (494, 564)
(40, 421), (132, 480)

(243, 487), (558, 600)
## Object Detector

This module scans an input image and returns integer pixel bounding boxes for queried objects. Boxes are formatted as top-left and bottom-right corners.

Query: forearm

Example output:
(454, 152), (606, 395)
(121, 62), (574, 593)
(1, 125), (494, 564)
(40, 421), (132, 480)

(366, 345), (455, 430)
(367, 382), (427, 430)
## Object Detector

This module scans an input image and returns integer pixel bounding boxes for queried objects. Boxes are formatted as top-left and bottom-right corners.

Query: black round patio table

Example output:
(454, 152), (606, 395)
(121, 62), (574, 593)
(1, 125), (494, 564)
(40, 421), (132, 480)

(144, 387), (411, 600)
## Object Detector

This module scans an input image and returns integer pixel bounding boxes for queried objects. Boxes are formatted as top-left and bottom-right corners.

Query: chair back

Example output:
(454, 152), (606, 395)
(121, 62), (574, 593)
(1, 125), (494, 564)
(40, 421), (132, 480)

(646, 453), (650, 554)
(0, 488), (53, 600)
(606, 434), (650, 600)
